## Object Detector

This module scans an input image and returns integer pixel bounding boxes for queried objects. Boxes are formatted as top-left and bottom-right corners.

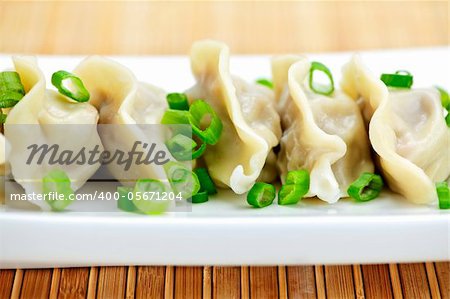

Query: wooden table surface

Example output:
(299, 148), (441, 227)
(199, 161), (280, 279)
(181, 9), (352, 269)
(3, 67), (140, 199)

(0, 1), (449, 298)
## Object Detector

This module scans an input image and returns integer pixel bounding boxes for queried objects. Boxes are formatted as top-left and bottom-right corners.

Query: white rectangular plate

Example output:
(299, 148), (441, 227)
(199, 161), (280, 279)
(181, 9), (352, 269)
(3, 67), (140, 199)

(0, 47), (449, 268)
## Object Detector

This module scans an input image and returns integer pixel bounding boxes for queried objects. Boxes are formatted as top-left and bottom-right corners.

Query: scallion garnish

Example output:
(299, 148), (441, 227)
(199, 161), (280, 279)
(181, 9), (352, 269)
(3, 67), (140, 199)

(194, 167), (217, 195)
(164, 161), (200, 199)
(0, 71), (25, 108)
(51, 70), (90, 102)
(435, 86), (450, 127)
(436, 182), (450, 210)
(132, 179), (168, 214)
(247, 182), (276, 208)
(309, 61), (335, 96)
(161, 109), (190, 125)
(256, 78), (273, 89)
(380, 71), (413, 89)
(278, 169), (310, 205)
(436, 86), (450, 109)
(347, 172), (384, 202)
(167, 93), (190, 111)
(42, 169), (74, 211)
(278, 185), (303, 205)
(191, 191), (209, 203)
(188, 100), (223, 145)
(285, 169), (310, 187)
(117, 186), (137, 212)
(166, 134), (206, 161)
(0, 110), (6, 123)
(278, 170), (310, 205)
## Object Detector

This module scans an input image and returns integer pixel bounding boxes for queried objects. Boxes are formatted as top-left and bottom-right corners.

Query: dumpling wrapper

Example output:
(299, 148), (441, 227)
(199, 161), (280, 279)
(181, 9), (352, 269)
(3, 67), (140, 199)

(185, 40), (281, 194)
(5, 56), (103, 209)
(74, 56), (172, 186)
(273, 55), (374, 203)
(342, 55), (450, 204)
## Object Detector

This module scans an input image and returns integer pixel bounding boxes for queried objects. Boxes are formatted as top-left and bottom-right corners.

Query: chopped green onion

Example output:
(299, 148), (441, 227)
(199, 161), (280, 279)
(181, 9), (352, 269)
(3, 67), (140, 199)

(161, 109), (190, 125)
(395, 70), (412, 76)
(167, 93), (190, 110)
(278, 184), (305, 205)
(380, 72), (413, 89)
(0, 110), (6, 123)
(42, 169), (74, 211)
(132, 179), (168, 214)
(0, 71), (25, 108)
(164, 161), (200, 199)
(436, 182), (450, 209)
(166, 134), (206, 161)
(256, 78), (273, 89)
(166, 134), (195, 161)
(51, 70), (90, 102)
(278, 170), (310, 205)
(309, 61), (335, 96)
(347, 172), (384, 202)
(188, 99), (223, 145)
(190, 191), (209, 203)
(285, 170), (310, 189)
(446, 113), (450, 127)
(247, 182), (276, 208)
(194, 167), (217, 195)
(436, 86), (450, 110)
(117, 186), (137, 212)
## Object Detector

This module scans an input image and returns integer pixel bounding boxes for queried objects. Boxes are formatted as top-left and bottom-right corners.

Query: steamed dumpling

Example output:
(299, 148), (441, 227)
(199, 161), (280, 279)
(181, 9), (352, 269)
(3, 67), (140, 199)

(342, 56), (450, 204)
(5, 56), (103, 209)
(74, 56), (170, 184)
(185, 40), (281, 194)
(273, 55), (374, 203)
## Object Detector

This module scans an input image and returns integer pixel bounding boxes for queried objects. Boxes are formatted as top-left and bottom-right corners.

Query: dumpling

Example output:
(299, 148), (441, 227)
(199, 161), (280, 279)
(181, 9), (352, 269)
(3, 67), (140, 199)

(273, 55), (374, 203)
(184, 40), (281, 194)
(342, 56), (450, 204)
(4, 56), (103, 209)
(73, 56), (171, 185)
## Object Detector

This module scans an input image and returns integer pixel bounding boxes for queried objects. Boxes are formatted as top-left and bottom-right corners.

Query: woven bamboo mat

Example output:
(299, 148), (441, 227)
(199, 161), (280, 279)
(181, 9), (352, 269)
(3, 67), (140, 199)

(0, 1), (449, 298)
(0, 264), (449, 298)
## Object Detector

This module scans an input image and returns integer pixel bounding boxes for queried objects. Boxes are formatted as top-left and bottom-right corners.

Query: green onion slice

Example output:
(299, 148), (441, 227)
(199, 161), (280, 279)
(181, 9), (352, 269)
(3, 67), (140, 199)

(188, 99), (223, 145)
(436, 182), (450, 210)
(0, 110), (6, 123)
(380, 72), (413, 89)
(117, 186), (138, 212)
(164, 161), (200, 199)
(167, 93), (190, 111)
(247, 182), (276, 208)
(42, 169), (74, 211)
(347, 172), (384, 202)
(256, 78), (273, 89)
(161, 109), (190, 125)
(395, 70), (412, 76)
(0, 71), (25, 108)
(51, 70), (90, 102)
(132, 179), (168, 214)
(435, 86), (450, 110)
(309, 61), (335, 96)
(278, 184), (304, 205)
(286, 169), (310, 189)
(446, 113), (450, 127)
(190, 191), (209, 204)
(194, 167), (217, 195)
(165, 134), (206, 161)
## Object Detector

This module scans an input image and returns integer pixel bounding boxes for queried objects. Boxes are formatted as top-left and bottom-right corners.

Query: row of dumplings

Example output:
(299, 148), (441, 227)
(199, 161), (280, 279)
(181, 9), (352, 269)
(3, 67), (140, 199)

(1, 40), (449, 209)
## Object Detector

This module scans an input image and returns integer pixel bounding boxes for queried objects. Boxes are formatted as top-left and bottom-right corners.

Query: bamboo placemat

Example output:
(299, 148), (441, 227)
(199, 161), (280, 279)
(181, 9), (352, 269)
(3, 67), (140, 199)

(0, 1), (449, 298)
(0, 264), (449, 298)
